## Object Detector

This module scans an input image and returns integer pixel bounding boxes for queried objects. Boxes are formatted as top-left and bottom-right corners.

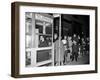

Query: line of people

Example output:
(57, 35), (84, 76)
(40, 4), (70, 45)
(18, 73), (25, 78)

(54, 33), (89, 66)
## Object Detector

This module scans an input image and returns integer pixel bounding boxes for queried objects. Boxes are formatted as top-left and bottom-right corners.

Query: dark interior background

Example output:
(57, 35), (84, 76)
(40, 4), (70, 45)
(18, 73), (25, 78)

(53, 14), (90, 40)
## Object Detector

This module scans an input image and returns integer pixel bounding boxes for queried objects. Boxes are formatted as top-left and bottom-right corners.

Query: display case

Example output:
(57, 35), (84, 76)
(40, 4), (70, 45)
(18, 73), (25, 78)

(25, 13), (53, 67)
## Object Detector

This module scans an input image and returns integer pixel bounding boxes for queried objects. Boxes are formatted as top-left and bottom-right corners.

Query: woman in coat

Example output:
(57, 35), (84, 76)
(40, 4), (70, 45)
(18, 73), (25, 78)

(54, 34), (65, 66)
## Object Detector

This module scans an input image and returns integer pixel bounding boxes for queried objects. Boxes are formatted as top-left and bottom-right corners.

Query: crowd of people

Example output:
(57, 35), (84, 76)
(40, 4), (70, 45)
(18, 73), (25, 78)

(54, 33), (89, 66)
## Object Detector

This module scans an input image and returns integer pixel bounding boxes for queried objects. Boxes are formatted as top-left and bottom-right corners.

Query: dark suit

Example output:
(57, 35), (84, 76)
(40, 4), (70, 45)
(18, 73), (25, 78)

(72, 44), (79, 61)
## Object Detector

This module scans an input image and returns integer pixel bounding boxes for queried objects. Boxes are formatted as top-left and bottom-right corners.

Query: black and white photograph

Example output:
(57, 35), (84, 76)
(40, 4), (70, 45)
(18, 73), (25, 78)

(25, 12), (90, 67)
(11, 2), (97, 78)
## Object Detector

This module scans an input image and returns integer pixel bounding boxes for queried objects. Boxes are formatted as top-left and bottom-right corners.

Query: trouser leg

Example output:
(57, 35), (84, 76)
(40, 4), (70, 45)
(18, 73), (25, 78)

(75, 52), (78, 61)
(71, 53), (74, 61)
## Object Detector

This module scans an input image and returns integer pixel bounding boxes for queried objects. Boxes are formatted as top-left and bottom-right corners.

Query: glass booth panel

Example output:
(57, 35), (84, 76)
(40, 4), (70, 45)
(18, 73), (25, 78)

(35, 14), (53, 48)
(25, 12), (32, 48)
(37, 49), (52, 62)
(25, 12), (53, 67)
(38, 35), (52, 47)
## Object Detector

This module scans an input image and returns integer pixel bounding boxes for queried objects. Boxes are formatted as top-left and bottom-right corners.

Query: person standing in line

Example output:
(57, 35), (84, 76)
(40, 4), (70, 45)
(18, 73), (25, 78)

(81, 38), (86, 56)
(77, 35), (81, 57)
(54, 33), (65, 66)
(85, 37), (89, 55)
(71, 40), (79, 62)
(67, 36), (73, 62)
(62, 36), (68, 64)
(73, 34), (78, 42)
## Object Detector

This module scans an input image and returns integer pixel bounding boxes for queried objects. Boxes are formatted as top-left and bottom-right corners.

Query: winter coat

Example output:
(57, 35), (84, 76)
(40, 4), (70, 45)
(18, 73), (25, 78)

(54, 40), (65, 62)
